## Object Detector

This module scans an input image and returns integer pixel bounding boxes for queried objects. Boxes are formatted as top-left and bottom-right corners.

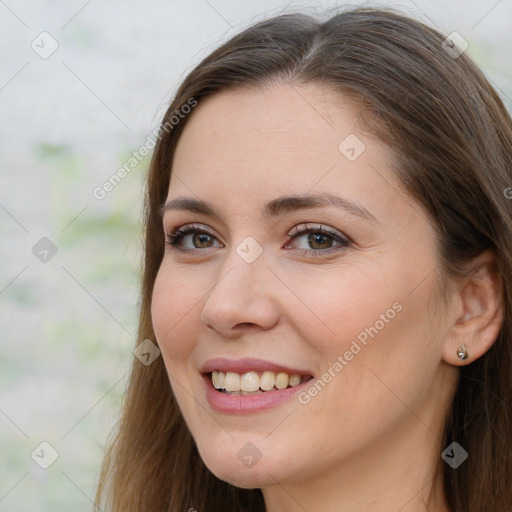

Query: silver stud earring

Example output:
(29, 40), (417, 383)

(457, 344), (469, 360)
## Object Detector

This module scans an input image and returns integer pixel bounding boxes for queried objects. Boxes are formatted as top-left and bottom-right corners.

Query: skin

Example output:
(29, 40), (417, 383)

(151, 83), (503, 511)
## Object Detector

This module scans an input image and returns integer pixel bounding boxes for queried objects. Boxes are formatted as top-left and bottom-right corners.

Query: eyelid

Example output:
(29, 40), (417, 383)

(165, 222), (348, 240)
(164, 223), (223, 254)
(165, 221), (352, 258)
(286, 222), (349, 241)
(168, 223), (220, 240)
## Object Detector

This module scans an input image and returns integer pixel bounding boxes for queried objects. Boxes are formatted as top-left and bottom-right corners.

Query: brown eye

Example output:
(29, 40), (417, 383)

(192, 232), (215, 248)
(165, 224), (223, 253)
(284, 224), (351, 257)
(307, 232), (334, 250)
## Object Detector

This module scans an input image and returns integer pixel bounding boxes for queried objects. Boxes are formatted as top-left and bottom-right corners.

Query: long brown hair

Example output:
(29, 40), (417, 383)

(95, 7), (512, 511)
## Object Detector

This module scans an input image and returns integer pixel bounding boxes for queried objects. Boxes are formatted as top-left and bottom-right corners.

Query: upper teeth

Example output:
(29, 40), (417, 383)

(211, 370), (303, 392)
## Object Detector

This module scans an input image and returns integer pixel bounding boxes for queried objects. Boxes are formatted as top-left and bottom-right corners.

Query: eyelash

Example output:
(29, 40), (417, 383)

(164, 222), (351, 258)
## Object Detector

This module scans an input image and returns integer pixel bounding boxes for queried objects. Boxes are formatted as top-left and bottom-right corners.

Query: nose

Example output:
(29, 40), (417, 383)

(199, 246), (280, 338)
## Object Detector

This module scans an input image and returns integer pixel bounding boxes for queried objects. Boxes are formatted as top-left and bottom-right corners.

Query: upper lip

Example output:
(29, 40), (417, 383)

(200, 357), (313, 376)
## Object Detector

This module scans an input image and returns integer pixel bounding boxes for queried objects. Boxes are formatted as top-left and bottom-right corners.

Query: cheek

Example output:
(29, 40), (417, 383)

(280, 263), (401, 356)
(151, 265), (200, 364)
(286, 264), (435, 413)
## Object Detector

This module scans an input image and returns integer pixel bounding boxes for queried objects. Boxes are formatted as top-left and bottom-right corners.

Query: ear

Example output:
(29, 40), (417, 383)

(442, 250), (504, 366)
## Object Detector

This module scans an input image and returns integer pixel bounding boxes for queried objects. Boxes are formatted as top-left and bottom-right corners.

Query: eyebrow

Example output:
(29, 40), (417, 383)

(160, 193), (378, 224)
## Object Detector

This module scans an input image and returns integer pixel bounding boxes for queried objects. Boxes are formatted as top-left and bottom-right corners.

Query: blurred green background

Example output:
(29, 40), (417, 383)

(1, 0), (511, 510)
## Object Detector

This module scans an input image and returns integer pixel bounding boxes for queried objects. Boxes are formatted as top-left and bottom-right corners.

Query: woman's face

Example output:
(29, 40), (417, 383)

(151, 83), (457, 493)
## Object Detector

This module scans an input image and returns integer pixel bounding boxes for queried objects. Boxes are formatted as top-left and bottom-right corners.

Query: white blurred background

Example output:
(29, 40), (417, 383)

(1, 0), (510, 510)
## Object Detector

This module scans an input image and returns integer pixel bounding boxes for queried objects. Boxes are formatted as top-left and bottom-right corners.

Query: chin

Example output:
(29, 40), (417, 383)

(206, 461), (276, 489)
(220, 470), (270, 489)
(196, 439), (289, 489)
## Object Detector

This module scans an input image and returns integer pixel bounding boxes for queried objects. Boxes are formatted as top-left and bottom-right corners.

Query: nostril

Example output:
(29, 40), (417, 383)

(233, 323), (261, 333)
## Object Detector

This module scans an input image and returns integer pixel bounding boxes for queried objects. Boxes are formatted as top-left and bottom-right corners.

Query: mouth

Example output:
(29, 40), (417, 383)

(205, 370), (313, 395)
(199, 359), (315, 414)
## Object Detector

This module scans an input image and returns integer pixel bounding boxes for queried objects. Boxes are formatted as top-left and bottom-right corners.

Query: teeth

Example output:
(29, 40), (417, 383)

(289, 374), (301, 386)
(275, 372), (289, 390)
(224, 372), (240, 392)
(260, 371), (275, 391)
(210, 370), (306, 393)
(240, 371), (260, 392)
(212, 370), (225, 389)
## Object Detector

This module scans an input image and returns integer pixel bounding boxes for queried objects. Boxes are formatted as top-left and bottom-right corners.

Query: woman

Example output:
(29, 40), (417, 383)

(95, 6), (512, 511)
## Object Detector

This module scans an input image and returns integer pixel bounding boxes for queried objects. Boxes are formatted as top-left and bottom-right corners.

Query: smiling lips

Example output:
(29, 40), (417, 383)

(200, 358), (314, 412)
(211, 370), (309, 394)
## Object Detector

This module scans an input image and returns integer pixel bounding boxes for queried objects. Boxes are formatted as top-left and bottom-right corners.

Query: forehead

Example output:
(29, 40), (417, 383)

(169, 83), (394, 200)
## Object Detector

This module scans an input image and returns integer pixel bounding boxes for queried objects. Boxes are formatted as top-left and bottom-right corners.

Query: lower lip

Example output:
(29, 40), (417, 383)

(203, 374), (312, 414)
